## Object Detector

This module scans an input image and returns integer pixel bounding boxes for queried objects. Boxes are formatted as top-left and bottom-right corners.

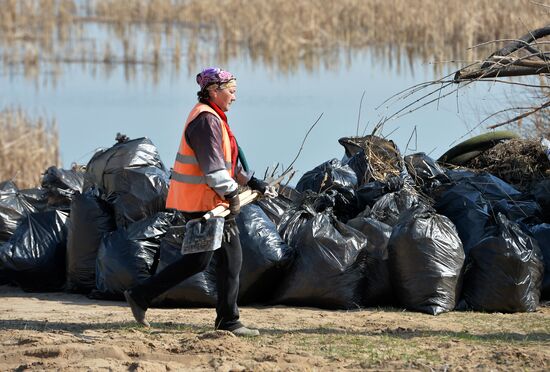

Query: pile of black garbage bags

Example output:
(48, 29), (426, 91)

(0, 135), (549, 315)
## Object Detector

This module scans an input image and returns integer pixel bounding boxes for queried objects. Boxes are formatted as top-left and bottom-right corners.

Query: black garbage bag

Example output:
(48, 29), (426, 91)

(94, 212), (173, 299)
(152, 224), (217, 307)
(257, 195), (293, 225)
(344, 149), (371, 187)
(434, 183), (490, 254)
(532, 179), (550, 222)
(272, 211), (367, 309)
(435, 173), (526, 254)
(41, 166), (84, 208)
(444, 168), (477, 182)
(347, 216), (394, 306)
(84, 137), (165, 190)
(237, 204), (294, 304)
(66, 188), (116, 293)
(256, 185), (302, 225)
(368, 188), (420, 227)
(442, 171), (520, 196)
(277, 196), (316, 249)
(306, 188), (358, 223)
(0, 181), (17, 192)
(329, 189), (359, 222)
(528, 223), (550, 300)
(296, 159), (357, 194)
(0, 181), (36, 243)
(435, 171), (522, 201)
(492, 198), (543, 225)
(356, 176), (404, 210)
(84, 137), (170, 228)
(459, 213), (543, 313)
(19, 188), (50, 212)
(0, 210), (69, 291)
(106, 166), (169, 228)
(387, 207), (464, 315)
(404, 152), (450, 190)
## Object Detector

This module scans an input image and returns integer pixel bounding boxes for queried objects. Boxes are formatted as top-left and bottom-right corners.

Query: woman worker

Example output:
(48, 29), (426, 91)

(124, 67), (274, 337)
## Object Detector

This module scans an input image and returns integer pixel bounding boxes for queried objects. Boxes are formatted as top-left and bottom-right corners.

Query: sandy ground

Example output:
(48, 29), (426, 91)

(0, 285), (549, 371)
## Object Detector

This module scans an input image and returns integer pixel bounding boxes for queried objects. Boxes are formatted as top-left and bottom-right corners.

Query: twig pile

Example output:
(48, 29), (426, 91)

(465, 138), (550, 191)
(339, 135), (402, 182)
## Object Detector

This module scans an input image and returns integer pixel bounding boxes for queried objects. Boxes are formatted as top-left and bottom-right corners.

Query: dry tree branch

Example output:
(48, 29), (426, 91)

(478, 105), (544, 127)
(356, 90), (366, 137)
(488, 99), (550, 129)
(468, 38), (550, 58)
(468, 38), (540, 50)
(281, 112), (323, 176)
(470, 78), (550, 89)
(381, 126), (399, 139)
(514, 18), (550, 71)
(384, 80), (469, 122)
(379, 55), (525, 128)
(376, 62), (486, 126)
(372, 25), (550, 141)
(456, 50), (550, 80)
(473, 24), (550, 129)
(485, 25), (550, 62)
(405, 126), (418, 152)
(376, 66), (469, 110)
(363, 116), (385, 136)
(370, 116), (388, 136)
(398, 62), (517, 120)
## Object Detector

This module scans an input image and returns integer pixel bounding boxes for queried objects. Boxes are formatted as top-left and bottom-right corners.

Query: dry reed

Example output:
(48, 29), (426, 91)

(0, 0), (548, 81)
(91, 0), (549, 72)
(0, 108), (60, 189)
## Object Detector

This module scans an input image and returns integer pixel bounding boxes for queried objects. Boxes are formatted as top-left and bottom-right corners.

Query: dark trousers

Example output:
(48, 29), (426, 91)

(129, 220), (243, 332)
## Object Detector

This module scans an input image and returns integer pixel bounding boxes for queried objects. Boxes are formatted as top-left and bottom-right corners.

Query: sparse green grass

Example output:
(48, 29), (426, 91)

(239, 308), (550, 368)
(310, 333), (440, 364)
(2, 303), (549, 370)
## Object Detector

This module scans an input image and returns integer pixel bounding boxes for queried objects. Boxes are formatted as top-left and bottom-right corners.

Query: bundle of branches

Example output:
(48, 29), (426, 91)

(464, 138), (550, 191)
(455, 25), (550, 81)
(339, 135), (403, 182)
(374, 22), (550, 156)
(452, 25), (550, 131)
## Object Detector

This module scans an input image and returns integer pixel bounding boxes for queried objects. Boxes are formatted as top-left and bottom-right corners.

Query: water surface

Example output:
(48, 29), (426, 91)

(1, 45), (513, 180)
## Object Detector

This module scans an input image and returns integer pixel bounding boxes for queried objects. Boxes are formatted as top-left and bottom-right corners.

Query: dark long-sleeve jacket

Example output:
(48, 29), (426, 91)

(185, 111), (251, 196)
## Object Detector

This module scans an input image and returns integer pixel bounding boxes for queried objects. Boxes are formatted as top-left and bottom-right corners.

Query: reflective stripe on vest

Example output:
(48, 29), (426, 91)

(165, 103), (233, 212)
(175, 153), (232, 173)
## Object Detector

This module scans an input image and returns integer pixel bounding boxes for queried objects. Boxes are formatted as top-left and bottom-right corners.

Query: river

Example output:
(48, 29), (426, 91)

(1, 36), (515, 180)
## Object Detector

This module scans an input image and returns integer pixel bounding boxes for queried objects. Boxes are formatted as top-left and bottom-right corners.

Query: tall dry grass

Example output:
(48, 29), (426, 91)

(0, 108), (60, 189)
(92, 0), (549, 71)
(0, 0), (548, 79)
(0, 0), (77, 81)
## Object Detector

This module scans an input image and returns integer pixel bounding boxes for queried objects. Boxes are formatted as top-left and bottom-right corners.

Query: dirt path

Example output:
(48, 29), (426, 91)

(0, 285), (549, 371)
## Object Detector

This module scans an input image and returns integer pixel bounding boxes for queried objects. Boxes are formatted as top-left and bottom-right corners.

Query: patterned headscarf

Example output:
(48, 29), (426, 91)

(196, 67), (236, 91)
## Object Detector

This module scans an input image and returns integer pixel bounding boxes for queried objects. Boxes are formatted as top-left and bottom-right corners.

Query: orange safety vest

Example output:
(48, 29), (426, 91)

(166, 103), (234, 212)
